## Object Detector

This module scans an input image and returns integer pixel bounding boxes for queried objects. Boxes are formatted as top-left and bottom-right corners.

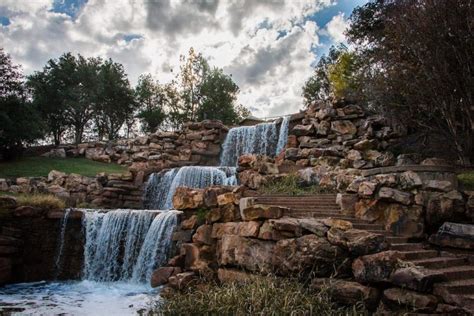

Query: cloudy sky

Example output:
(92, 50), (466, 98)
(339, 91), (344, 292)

(0, 0), (367, 117)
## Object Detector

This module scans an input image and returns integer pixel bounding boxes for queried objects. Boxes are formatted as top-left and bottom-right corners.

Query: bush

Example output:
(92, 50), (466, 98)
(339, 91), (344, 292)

(260, 174), (332, 196)
(16, 194), (65, 209)
(153, 276), (367, 315)
(458, 171), (474, 191)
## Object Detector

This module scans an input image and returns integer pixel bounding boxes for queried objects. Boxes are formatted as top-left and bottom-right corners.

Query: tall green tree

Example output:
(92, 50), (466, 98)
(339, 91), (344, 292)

(0, 49), (43, 159)
(196, 68), (240, 125)
(94, 59), (137, 140)
(135, 74), (166, 133)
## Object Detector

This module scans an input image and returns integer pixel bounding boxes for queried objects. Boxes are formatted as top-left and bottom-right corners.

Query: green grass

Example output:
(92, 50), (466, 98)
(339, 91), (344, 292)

(458, 170), (474, 190)
(259, 173), (333, 196)
(154, 276), (367, 315)
(0, 157), (127, 178)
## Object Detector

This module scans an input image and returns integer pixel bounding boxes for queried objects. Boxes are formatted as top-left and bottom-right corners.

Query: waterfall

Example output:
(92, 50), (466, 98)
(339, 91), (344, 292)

(220, 118), (290, 166)
(276, 116), (291, 155)
(81, 209), (178, 283)
(54, 208), (71, 279)
(143, 166), (237, 210)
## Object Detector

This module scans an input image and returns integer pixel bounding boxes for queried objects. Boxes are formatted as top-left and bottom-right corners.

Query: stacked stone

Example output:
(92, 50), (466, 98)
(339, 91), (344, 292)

(41, 119), (228, 181)
(152, 186), (472, 314)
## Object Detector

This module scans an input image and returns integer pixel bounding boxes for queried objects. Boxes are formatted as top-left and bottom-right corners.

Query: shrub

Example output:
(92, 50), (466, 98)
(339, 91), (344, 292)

(260, 174), (333, 196)
(458, 171), (474, 191)
(16, 194), (65, 209)
(153, 276), (367, 315)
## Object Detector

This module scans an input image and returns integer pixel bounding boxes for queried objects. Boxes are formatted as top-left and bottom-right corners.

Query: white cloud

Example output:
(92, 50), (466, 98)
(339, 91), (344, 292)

(0, 0), (340, 117)
(324, 12), (349, 43)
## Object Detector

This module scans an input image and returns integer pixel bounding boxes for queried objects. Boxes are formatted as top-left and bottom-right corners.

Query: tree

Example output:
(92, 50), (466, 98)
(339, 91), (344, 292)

(0, 49), (43, 159)
(235, 104), (252, 122)
(94, 59), (137, 140)
(196, 68), (240, 125)
(135, 74), (166, 133)
(348, 0), (474, 164)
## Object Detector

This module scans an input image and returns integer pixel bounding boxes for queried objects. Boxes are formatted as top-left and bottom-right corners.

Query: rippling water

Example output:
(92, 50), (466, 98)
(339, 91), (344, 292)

(0, 281), (159, 315)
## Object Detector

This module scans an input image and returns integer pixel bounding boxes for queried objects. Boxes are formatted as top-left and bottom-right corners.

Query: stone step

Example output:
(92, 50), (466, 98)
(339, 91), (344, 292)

(286, 210), (345, 215)
(386, 236), (409, 244)
(259, 203), (340, 208)
(390, 243), (424, 251)
(429, 266), (474, 281)
(434, 279), (474, 295)
(286, 214), (359, 221)
(400, 250), (438, 260)
(352, 223), (385, 230)
(411, 257), (468, 269)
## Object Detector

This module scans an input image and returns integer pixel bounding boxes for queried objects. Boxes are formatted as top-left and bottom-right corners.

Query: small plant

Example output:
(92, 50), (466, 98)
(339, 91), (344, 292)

(152, 275), (367, 315)
(458, 171), (474, 191)
(260, 173), (333, 196)
(195, 207), (209, 222)
(16, 193), (66, 209)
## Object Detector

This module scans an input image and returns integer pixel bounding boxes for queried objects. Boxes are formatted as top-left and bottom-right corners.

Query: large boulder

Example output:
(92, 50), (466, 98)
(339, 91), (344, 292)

(272, 234), (346, 276)
(150, 266), (182, 287)
(211, 221), (261, 239)
(429, 222), (474, 250)
(311, 278), (380, 309)
(331, 120), (357, 135)
(327, 228), (388, 256)
(42, 148), (66, 158)
(382, 288), (438, 312)
(377, 187), (412, 205)
(390, 266), (446, 292)
(352, 251), (403, 283)
(172, 187), (204, 210)
(240, 204), (286, 221)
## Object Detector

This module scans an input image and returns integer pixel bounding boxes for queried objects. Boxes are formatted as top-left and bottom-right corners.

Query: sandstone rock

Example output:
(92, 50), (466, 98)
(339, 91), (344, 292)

(203, 187), (230, 207)
(238, 169), (265, 189)
(172, 187), (204, 210)
(42, 148), (66, 158)
(347, 150), (362, 161)
(14, 206), (44, 217)
(385, 204), (424, 238)
(182, 243), (213, 274)
(426, 191), (466, 228)
(374, 173), (398, 187)
(311, 278), (380, 309)
(168, 272), (197, 290)
(352, 251), (403, 283)
(272, 234), (345, 276)
(192, 225), (214, 245)
(331, 120), (357, 135)
(211, 221), (260, 238)
(327, 228), (388, 256)
(429, 222), (474, 250)
(285, 148), (300, 161)
(240, 204), (285, 221)
(0, 196), (17, 209)
(217, 268), (259, 284)
(390, 266), (445, 292)
(292, 124), (314, 136)
(399, 171), (422, 190)
(217, 192), (237, 206)
(358, 181), (378, 197)
(238, 154), (256, 168)
(421, 157), (448, 166)
(354, 199), (385, 222)
(181, 215), (198, 230)
(218, 235), (274, 273)
(268, 217), (302, 236)
(382, 288), (438, 312)
(47, 170), (67, 182)
(424, 180), (454, 192)
(321, 218), (353, 230)
(378, 187), (412, 205)
(297, 218), (329, 237)
(151, 267), (182, 287)
(353, 139), (376, 151)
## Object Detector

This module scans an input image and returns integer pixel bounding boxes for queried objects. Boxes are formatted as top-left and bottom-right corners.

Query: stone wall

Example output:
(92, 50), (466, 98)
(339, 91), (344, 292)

(151, 186), (472, 314)
(0, 198), (83, 284)
(0, 170), (142, 209)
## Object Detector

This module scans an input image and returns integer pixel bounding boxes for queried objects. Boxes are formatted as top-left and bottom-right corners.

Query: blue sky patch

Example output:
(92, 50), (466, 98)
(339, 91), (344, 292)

(51, 0), (88, 19)
(0, 16), (10, 26)
(123, 34), (143, 43)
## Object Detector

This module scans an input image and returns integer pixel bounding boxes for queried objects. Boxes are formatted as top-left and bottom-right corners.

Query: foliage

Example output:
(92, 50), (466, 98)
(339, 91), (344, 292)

(135, 74), (167, 133)
(0, 157), (126, 178)
(195, 207), (209, 222)
(302, 44), (358, 105)
(347, 0), (474, 164)
(458, 171), (474, 191)
(259, 174), (332, 196)
(154, 276), (367, 315)
(16, 194), (66, 209)
(0, 49), (43, 159)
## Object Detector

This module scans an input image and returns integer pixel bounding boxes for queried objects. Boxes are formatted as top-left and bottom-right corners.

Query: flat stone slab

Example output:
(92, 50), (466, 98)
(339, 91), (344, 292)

(429, 222), (474, 250)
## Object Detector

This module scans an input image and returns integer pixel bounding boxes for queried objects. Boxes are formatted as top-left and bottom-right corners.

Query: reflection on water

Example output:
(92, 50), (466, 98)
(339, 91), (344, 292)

(0, 281), (159, 316)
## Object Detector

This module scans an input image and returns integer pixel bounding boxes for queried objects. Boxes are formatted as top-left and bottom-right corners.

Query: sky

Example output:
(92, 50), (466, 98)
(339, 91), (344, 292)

(0, 0), (367, 117)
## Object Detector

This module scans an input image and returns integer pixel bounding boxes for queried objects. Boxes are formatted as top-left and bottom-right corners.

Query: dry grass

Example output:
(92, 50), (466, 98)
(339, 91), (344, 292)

(16, 193), (66, 209)
(152, 276), (367, 316)
(260, 173), (332, 196)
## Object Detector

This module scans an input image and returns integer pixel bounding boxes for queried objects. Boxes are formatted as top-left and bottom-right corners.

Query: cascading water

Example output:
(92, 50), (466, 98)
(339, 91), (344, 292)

(82, 209), (178, 283)
(144, 166), (237, 210)
(220, 117), (291, 166)
(53, 208), (71, 279)
(275, 116), (291, 155)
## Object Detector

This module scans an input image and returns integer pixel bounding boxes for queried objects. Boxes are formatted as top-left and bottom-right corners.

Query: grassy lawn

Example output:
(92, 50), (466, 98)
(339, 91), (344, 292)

(0, 157), (127, 178)
(458, 170), (474, 190)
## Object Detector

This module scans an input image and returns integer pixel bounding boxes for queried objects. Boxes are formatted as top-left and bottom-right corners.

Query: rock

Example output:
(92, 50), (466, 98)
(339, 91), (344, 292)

(172, 187), (204, 210)
(429, 222), (474, 250)
(399, 171), (422, 189)
(217, 192), (237, 206)
(272, 234), (345, 276)
(292, 124), (314, 136)
(331, 120), (357, 135)
(352, 251), (403, 283)
(311, 278), (380, 309)
(374, 173), (398, 187)
(192, 225), (214, 245)
(168, 272), (197, 290)
(421, 157), (448, 166)
(42, 148), (66, 158)
(347, 150), (362, 161)
(240, 204), (285, 221)
(150, 267), (182, 287)
(182, 243), (212, 273)
(14, 206), (44, 217)
(382, 288), (438, 312)
(0, 196), (17, 209)
(321, 218), (353, 230)
(203, 187), (230, 207)
(211, 221), (260, 238)
(297, 218), (329, 237)
(353, 139), (375, 151)
(238, 154), (256, 168)
(385, 204), (424, 238)
(217, 268), (259, 284)
(390, 266), (446, 292)
(426, 191), (466, 228)
(181, 215), (198, 230)
(268, 217), (302, 236)
(218, 235), (274, 273)
(238, 170), (265, 189)
(354, 199), (384, 222)
(424, 180), (454, 192)
(327, 228), (388, 256)
(358, 181), (378, 197)
(47, 170), (67, 182)
(378, 187), (412, 205)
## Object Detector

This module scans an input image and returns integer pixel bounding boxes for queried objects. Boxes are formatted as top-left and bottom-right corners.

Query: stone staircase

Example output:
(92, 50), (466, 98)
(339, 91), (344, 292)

(256, 194), (474, 312)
